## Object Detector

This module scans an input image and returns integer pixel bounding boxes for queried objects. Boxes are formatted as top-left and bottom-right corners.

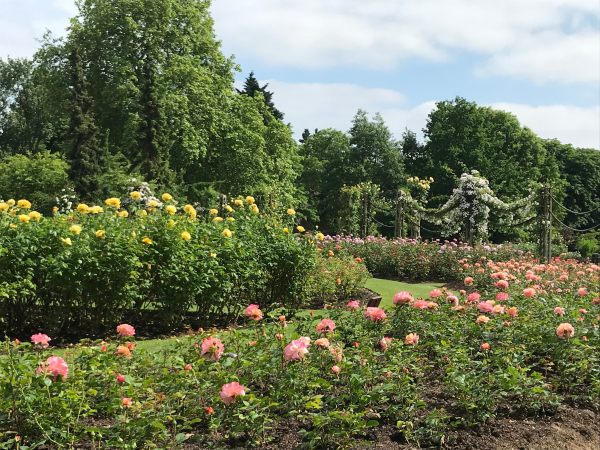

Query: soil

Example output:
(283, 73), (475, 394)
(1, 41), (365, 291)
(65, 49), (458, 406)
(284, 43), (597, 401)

(259, 406), (600, 449)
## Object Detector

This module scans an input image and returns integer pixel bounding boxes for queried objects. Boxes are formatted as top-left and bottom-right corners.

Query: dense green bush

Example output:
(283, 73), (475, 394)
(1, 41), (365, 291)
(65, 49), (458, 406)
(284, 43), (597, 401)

(0, 195), (366, 340)
(0, 152), (71, 214)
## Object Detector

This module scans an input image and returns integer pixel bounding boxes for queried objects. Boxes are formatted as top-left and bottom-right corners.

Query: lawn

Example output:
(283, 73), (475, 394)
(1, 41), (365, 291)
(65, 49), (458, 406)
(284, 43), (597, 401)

(365, 277), (447, 308)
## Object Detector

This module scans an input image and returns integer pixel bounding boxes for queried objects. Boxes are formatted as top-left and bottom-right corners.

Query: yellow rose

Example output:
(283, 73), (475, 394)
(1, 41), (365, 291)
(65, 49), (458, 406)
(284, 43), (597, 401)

(142, 236), (153, 245)
(89, 206), (103, 214)
(138, 210), (148, 217)
(18, 214), (30, 223)
(161, 193), (173, 202)
(222, 229), (232, 238)
(17, 199), (31, 209)
(227, 217), (235, 222)
(148, 199), (159, 208)
(225, 205), (234, 213)
(234, 199), (243, 207)
(251, 204), (259, 214)
(181, 231), (191, 241)
(165, 205), (177, 215)
(118, 210), (129, 218)
(28, 211), (42, 221)
(69, 224), (82, 235)
(167, 219), (176, 228)
(95, 230), (106, 238)
(315, 232), (325, 241)
(287, 208), (296, 215)
(188, 210), (197, 220)
(52, 206), (59, 214)
(7, 199), (15, 207)
(283, 227), (289, 234)
(209, 208), (218, 215)
(61, 237), (72, 246)
(210, 252), (217, 258)
(77, 203), (90, 213)
(130, 191), (142, 201)
(183, 204), (195, 214)
(104, 198), (121, 209)
(0, 202), (10, 212)
(296, 226), (305, 233)
(213, 216), (224, 223)
(245, 196), (255, 205)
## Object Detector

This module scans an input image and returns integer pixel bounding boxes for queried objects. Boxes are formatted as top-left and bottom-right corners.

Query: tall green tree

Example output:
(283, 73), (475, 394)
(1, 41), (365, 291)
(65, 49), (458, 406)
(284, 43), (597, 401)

(238, 71), (284, 121)
(67, 47), (107, 199)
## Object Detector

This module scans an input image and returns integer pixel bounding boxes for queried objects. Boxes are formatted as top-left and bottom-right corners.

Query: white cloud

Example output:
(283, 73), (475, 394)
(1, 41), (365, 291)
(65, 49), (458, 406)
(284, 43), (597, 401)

(213, 0), (600, 84)
(0, 0), (76, 59)
(267, 80), (600, 149)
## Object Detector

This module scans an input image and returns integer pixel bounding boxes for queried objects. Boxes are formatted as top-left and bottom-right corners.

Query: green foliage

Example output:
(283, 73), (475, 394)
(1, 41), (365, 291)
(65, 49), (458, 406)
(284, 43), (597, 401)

(577, 233), (599, 258)
(0, 152), (71, 213)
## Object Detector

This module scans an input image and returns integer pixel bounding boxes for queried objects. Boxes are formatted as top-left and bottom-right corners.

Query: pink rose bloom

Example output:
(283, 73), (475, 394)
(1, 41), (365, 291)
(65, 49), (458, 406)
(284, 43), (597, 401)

(121, 397), (133, 408)
(495, 280), (509, 290)
(116, 324), (135, 337)
(346, 300), (360, 310)
(492, 305), (505, 315)
(467, 292), (481, 303)
(507, 306), (518, 317)
(464, 277), (474, 286)
(429, 289), (443, 299)
(379, 337), (393, 351)
(477, 301), (494, 313)
(314, 337), (330, 348)
(577, 287), (588, 297)
(364, 307), (387, 321)
(200, 336), (224, 361)
(331, 365), (341, 375)
(404, 333), (419, 345)
(31, 333), (51, 348)
(284, 337), (311, 361)
(495, 292), (509, 302)
(220, 381), (246, 405)
(329, 346), (343, 362)
(480, 342), (491, 351)
(37, 356), (68, 380)
(459, 289), (466, 296)
(476, 315), (490, 325)
(393, 291), (414, 305)
(116, 374), (126, 383)
(412, 299), (430, 310)
(446, 294), (459, 306)
(244, 304), (263, 321)
(554, 306), (565, 316)
(556, 323), (575, 339)
(316, 318), (336, 333)
(523, 288), (536, 298)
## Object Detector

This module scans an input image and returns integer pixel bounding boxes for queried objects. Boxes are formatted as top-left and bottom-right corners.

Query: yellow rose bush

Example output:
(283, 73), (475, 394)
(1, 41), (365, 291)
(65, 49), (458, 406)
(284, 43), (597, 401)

(0, 195), (364, 338)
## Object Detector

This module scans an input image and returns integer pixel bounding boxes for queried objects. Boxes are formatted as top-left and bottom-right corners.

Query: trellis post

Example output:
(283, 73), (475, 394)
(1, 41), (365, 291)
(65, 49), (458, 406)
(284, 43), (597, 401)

(218, 193), (227, 217)
(539, 184), (552, 264)
(394, 191), (404, 238)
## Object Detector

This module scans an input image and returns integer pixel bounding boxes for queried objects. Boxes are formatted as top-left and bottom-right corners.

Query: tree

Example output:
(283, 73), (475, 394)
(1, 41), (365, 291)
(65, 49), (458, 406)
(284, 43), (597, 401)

(67, 47), (107, 200)
(401, 128), (429, 178)
(238, 71), (284, 121)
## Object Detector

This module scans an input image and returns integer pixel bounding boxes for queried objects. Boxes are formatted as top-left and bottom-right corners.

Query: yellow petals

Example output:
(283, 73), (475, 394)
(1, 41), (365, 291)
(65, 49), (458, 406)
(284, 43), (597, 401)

(148, 199), (159, 208)
(77, 203), (90, 213)
(0, 202), (9, 212)
(28, 211), (42, 221)
(104, 198), (121, 209)
(287, 208), (296, 215)
(17, 199), (31, 209)
(69, 225), (82, 235)
(181, 231), (191, 241)
(142, 236), (153, 245)
(130, 191), (142, 201)
(95, 230), (106, 238)
(209, 208), (219, 215)
(222, 229), (232, 238)
(165, 205), (177, 215)
(61, 237), (72, 246)
(213, 216), (224, 223)
(315, 232), (325, 241)
(234, 199), (243, 207)
(296, 226), (305, 233)
(245, 196), (255, 205)
(118, 210), (129, 218)
(161, 193), (173, 202)
(18, 214), (30, 223)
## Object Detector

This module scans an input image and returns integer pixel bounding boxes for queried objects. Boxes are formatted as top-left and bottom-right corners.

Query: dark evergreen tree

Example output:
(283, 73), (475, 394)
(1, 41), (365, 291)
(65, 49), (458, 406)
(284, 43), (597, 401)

(67, 47), (107, 200)
(238, 71), (284, 121)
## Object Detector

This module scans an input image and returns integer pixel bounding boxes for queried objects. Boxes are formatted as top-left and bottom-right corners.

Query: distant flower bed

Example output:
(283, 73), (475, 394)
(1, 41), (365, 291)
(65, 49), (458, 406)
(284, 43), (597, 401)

(0, 194), (367, 340)
(1, 259), (598, 448)
(322, 235), (534, 281)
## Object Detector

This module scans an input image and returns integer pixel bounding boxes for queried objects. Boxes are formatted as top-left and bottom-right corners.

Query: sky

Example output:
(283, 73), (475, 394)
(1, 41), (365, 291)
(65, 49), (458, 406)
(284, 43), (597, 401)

(1, 0), (599, 149)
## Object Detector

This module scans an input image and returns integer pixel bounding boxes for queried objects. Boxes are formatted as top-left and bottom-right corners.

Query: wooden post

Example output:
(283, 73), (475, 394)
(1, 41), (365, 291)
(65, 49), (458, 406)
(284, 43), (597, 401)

(539, 185), (552, 264)
(394, 191), (404, 238)
(218, 193), (227, 217)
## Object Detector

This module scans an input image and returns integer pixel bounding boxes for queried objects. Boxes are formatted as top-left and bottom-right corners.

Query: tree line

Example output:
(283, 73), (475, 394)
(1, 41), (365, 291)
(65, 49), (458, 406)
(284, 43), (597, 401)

(0, 0), (598, 245)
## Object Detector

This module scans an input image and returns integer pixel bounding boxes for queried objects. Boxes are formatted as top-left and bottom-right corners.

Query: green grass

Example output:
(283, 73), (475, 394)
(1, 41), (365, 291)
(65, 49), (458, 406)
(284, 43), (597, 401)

(365, 278), (447, 308)
(52, 278), (447, 356)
